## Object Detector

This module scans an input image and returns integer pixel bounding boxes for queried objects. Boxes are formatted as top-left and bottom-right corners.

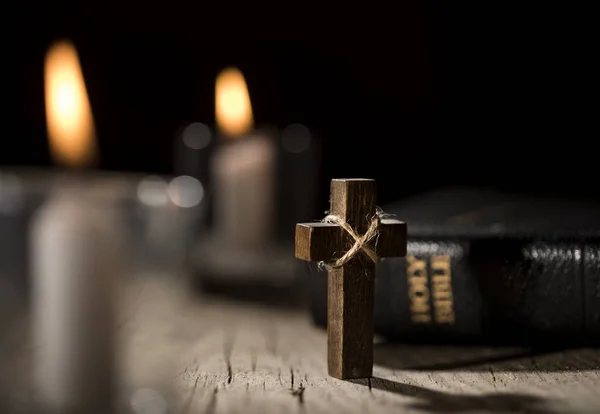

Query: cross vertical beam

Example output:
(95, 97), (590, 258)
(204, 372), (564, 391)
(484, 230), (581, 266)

(327, 179), (377, 379)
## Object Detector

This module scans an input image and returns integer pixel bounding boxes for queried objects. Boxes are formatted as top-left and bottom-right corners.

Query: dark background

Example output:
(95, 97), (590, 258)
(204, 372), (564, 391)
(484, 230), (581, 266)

(6, 3), (594, 211)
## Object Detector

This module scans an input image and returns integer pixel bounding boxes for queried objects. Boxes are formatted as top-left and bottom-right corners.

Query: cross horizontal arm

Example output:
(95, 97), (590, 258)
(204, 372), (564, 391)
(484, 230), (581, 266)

(376, 219), (407, 258)
(295, 223), (343, 262)
(295, 219), (407, 263)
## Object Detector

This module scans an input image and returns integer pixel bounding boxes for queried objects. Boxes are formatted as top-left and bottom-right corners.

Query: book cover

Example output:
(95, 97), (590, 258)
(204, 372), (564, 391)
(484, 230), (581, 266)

(308, 187), (600, 346)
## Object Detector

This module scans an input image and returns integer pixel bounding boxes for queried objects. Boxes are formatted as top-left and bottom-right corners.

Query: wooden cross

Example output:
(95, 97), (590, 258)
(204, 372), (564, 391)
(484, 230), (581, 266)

(295, 179), (407, 379)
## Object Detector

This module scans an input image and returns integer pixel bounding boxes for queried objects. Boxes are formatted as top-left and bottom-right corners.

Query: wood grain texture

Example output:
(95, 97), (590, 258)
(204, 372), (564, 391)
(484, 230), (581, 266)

(2, 276), (600, 414)
(295, 223), (342, 262)
(294, 219), (407, 262)
(128, 278), (600, 414)
(327, 179), (377, 380)
(295, 179), (407, 380)
(376, 219), (407, 258)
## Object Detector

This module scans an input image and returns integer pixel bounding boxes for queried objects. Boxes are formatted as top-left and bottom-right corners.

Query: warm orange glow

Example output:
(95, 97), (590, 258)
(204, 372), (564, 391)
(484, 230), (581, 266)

(215, 67), (254, 138)
(44, 40), (97, 167)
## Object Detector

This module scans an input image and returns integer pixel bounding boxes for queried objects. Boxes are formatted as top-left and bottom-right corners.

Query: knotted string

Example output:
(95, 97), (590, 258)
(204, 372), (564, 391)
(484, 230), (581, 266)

(317, 209), (387, 271)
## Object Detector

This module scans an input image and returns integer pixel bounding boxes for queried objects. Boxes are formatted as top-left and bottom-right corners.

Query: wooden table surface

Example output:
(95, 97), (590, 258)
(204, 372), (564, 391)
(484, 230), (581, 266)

(2, 275), (600, 414)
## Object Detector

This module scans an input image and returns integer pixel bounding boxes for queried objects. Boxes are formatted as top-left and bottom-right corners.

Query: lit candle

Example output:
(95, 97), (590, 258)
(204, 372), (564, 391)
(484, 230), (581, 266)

(31, 39), (122, 413)
(211, 67), (275, 251)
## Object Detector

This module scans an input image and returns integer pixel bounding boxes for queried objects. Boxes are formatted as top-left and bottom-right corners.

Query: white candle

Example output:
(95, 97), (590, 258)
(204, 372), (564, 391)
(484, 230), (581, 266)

(211, 67), (275, 250)
(31, 39), (122, 413)
(211, 134), (275, 250)
(31, 188), (122, 413)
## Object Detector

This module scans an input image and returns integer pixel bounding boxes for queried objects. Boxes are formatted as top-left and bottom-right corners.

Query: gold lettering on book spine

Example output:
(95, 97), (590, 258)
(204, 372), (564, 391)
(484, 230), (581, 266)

(431, 255), (455, 324)
(406, 256), (431, 323)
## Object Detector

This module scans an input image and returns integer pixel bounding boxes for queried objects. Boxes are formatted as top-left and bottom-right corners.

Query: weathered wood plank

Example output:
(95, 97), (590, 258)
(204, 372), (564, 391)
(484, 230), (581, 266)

(2, 275), (600, 414)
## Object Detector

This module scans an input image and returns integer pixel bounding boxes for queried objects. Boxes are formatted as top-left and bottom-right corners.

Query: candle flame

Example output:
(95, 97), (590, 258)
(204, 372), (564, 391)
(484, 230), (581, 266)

(215, 67), (254, 138)
(44, 40), (97, 167)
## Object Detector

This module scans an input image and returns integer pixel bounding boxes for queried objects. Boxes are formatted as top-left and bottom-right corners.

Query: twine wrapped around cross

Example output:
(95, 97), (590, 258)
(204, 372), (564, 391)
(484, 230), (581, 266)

(295, 179), (407, 380)
(318, 213), (380, 271)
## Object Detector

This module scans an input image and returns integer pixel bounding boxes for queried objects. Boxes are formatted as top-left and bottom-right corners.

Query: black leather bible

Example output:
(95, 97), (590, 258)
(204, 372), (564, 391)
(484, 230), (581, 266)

(308, 187), (600, 346)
